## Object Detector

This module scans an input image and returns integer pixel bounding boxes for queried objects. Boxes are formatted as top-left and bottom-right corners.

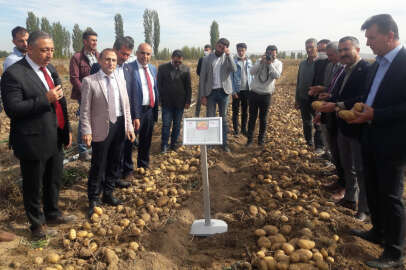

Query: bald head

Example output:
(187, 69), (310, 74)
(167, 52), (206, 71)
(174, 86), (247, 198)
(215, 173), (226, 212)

(136, 43), (152, 66)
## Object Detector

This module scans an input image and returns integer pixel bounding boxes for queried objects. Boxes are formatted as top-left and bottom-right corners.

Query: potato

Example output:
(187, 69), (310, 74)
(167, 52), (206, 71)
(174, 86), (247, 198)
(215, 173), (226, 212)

(269, 234), (286, 243)
(289, 263), (318, 270)
(34, 257), (43, 265)
(89, 242), (98, 252)
(129, 241), (139, 251)
(319, 212), (330, 220)
(68, 229), (77, 240)
(275, 262), (289, 270)
(63, 238), (70, 248)
(297, 239), (315, 250)
(93, 206), (103, 215)
(257, 250), (266, 258)
(264, 256), (276, 270)
(333, 234), (340, 242)
(263, 225), (279, 235)
(311, 101), (325, 111)
(120, 218), (130, 227)
(91, 213), (100, 223)
(249, 205), (258, 216)
(257, 236), (272, 248)
(281, 225), (292, 235)
(282, 243), (295, 255)
(77, 230), (88, 238)
(353, 102), (364, 112)
(103, 248), (119, 265)
(338, 110), (356, 121)
(97, 228), (107, 236)
(83, 222), (92, 230)
(46, 253), (60, 264)
(255, 229), (267, 237)
(65, 266), (75, 270)
(290, 249), (313, 263)
(280, 215), (289, 222)
(79, 247), (92, 258)
(157, 196), (169, 207)
(257, 259), (268, 270)
(312, 252), (323, 262)
(326, 256), (334, 263)
(315, 260), (329, 270)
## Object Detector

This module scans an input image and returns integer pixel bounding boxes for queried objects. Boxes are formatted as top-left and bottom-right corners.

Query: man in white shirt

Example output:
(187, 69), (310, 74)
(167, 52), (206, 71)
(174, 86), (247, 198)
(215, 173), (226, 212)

(128, 43), (159, 168)
(80, 48), (135, 217)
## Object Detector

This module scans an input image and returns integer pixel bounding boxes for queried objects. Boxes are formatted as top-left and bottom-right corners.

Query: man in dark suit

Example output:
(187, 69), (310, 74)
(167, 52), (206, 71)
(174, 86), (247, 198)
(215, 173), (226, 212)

(128, 43), (159, 168)
(348, 14), (406, 268)
(1, 31), (73, 240)
(315, 36), (370, 222)
(157, 50), (191, 153)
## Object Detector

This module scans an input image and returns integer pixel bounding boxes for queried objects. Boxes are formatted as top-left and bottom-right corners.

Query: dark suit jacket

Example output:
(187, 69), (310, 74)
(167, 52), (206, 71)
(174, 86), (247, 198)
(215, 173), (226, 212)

(329, 59), (370, 138)
(196, 57), (203, 76)
(360, 47), (406, 159)
(0, 58), (71, 161)
(312, 58), (329, 86)
(128, 61), (159, 121)
(157, 62), (192, 109)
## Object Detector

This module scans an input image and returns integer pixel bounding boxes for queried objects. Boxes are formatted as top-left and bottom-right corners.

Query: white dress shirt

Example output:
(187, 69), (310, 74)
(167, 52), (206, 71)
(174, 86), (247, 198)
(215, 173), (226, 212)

(136, 59), (155, 106)
(25, 55), (54, 91)
(100, 70), (123, 117)
(212, 55), (222, 89)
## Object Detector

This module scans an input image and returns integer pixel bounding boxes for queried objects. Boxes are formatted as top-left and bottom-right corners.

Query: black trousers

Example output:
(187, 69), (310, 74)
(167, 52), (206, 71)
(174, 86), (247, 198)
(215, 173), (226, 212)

(232, 90), (250, 133)
(120, 139), (134, 176)
(362, 147), (406, 259)
(20, 149), (64, 231)
(247, 91), (271, 141)
(137, 106), (155, 168)
(298, 99), (323, 148)
(88, 117), (125, 202)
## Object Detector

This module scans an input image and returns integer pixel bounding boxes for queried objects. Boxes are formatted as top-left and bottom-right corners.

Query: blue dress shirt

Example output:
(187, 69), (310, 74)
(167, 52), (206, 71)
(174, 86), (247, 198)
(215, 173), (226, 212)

(365, 45), (403, 106)
(3, 47), (25, 72)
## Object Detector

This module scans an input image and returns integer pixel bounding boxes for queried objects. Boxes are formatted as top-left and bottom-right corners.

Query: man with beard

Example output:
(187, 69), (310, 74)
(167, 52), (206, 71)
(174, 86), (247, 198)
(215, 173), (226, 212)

(3, 27), (29, 71)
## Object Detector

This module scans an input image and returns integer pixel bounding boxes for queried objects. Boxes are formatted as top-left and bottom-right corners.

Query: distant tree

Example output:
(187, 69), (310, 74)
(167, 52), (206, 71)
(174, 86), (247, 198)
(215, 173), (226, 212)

(52, 22), (64, 58)
(114, 13), (124, 39)
(40, 17), (52, 35)
(0, 50), (10, 58)
(152, 10), (160, 56)
(278, 51), (287, 59)
(210, 20), (219, 49)
(297, 52), (304, 59)
(72, 24), (83, 52)
(143, 9), (153, 45)
(290, 52), (296, 59)
(63, 29), (71, 57)
(156, 48), (170, 60)
(26, 11), (40, 33)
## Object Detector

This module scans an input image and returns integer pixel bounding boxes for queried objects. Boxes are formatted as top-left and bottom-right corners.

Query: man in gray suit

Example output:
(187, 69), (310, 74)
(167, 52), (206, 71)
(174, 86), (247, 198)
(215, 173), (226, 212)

(199, 38), (237, 152)
(80, 48), (135, 217)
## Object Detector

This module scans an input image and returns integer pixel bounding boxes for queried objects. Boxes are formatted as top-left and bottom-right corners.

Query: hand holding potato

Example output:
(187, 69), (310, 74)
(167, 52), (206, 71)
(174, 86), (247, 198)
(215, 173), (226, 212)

(347, 104), (374, 124)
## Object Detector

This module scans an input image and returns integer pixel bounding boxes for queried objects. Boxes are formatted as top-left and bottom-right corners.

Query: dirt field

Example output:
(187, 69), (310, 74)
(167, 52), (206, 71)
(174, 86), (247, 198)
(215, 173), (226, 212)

(0, 58), (401, 270)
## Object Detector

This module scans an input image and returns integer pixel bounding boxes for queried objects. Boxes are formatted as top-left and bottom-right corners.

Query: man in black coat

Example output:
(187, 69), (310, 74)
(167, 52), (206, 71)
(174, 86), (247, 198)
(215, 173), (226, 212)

(348, 14), (406, 268)
(1, 31), (73, 240)
(157, 50), (192, 153)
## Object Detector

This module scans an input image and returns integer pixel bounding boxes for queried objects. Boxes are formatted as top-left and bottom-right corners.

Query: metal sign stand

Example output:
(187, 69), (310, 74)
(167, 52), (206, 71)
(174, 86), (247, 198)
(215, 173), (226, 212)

(189, 145), (228, 236)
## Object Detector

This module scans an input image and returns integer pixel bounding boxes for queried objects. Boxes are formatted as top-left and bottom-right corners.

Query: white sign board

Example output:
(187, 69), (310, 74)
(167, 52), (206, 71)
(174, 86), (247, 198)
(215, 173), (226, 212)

(183, 117), (222, 145)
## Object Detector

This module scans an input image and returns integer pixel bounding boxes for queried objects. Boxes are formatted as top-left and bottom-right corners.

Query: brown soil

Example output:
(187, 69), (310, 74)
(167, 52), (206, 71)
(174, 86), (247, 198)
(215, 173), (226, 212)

(0, 59), (401, 270)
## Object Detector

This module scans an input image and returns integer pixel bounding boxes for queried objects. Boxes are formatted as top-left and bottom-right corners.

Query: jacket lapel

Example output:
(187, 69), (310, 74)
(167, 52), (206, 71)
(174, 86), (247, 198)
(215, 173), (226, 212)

(22, 59), (48, 95)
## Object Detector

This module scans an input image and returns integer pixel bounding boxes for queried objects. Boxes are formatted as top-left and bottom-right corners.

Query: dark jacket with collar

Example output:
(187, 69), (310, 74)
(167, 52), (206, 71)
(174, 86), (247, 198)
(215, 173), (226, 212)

(1, 58), (71, 160)
(69, 49), (99, 101)
(329, 59), (370, 138)
(128, 61), (159, 121)
(157, 62), (192, 109)
(360, 47), (406, 159)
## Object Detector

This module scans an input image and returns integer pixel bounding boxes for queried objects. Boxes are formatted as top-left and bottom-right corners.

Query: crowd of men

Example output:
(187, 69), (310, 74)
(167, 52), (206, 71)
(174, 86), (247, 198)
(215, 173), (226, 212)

(0, 13), (405, 268)
(296, 14), (406, 268)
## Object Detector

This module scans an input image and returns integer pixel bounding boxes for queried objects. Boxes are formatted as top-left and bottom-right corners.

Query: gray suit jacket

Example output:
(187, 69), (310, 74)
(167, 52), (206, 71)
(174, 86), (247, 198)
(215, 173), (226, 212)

(199, 53), (237, 97)
(80, 70), (133, 142)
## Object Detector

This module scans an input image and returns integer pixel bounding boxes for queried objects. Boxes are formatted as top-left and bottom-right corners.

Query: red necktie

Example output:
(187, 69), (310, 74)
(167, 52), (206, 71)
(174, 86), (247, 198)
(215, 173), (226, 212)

(39, 67), (65, 129)
(143, 66), (155, 108)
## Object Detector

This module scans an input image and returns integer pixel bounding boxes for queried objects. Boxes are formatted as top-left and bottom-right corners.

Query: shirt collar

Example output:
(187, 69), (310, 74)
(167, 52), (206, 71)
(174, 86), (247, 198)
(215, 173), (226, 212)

(13, 47), (24, 57)
(136, 59), (148, 69)
(100, 69), (114, 80)
(25, 54), (42, 71)
(377, 44), (402, 64)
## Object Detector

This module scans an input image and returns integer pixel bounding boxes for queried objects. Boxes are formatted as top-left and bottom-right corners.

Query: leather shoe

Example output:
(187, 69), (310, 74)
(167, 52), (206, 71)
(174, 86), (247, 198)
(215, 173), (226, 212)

(0, 230), (16, 242)
(355, 212), (368, 222)
(170, 143), (180, 151)
(324, 181), (341, 191)
(47, 215), (77, 226)
(102, 193), (123, 206)
(366, 254), (403, 268)
(246, 139), (253, 146)
(350, 229), (384, 245)
(258, 139), (264, 146)
(160, 145), (168, 154)
(222, 145), (231, 153)
(336, 199), (356, 211)
(331, 188), (345, 202)
(79, 152), (91, 161)
(116, 180), (131, 189)
(31, 226), (57, 240)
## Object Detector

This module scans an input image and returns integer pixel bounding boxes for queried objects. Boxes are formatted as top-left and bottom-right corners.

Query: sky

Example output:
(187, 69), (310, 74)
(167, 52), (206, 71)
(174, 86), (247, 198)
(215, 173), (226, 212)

(0, 0), (405, 55)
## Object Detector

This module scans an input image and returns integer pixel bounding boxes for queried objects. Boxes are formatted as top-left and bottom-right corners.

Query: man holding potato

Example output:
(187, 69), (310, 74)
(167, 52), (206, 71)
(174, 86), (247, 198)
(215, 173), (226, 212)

(348, 14), (406, 268)
(314, 36), (370, 222)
